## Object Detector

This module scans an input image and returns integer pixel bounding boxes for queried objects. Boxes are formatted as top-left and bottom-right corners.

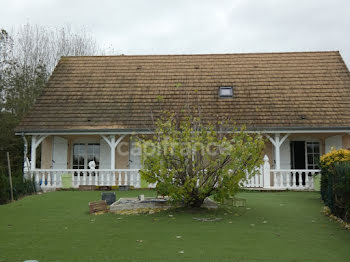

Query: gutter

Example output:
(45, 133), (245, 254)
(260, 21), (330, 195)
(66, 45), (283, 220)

(15, 126), (350, 135)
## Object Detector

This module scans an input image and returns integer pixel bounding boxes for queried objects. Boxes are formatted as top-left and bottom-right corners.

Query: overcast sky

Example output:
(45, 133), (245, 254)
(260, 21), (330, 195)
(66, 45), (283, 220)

(2, 0), (350, 66)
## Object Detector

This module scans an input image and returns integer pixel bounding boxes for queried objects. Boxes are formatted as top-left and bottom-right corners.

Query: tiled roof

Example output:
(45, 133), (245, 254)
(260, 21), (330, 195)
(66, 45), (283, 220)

(16, 51), (350, 133)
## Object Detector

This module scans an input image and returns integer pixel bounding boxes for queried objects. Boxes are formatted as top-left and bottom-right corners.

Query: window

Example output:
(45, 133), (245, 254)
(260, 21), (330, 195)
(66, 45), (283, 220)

(306, 142), (320, 169)
(73, 143), (100, 170)
(73, 144), (85, 170)
(219, 86), (233, 98)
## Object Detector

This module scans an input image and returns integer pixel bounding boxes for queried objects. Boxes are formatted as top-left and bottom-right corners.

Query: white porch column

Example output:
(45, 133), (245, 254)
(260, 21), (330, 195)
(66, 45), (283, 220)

(275, 134), (281, 169)
(101, 135), (126, 170)
(30, 135), (37, 170)
(266, 133), (290, 170)
(30, 135), (48, 170)
(110, 136), (116, 170)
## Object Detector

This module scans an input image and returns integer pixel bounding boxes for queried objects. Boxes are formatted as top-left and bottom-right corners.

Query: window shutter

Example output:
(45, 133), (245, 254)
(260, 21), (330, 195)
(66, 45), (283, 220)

(52, 136), (68, 169)
(99, 138), (111, 169)
(325, 135), (343, 153)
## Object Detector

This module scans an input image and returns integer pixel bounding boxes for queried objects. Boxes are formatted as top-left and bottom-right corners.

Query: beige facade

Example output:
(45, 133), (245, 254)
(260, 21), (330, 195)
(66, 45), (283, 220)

(288, 133), (350, 154)
(343, 134), (350, 149)
(40, 136), (53, 169)
(39, 133), (350, 169)
(263, 140), (273, 166)
(115, 136), (129, 169)
(40, 135), (130, 169)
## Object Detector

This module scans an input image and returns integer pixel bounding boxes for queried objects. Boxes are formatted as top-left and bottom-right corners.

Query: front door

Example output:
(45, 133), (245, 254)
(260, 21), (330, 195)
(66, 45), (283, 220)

(291, 141), (306, 169)
(291, 141), (320, 185)
(291, 141), (306, 185)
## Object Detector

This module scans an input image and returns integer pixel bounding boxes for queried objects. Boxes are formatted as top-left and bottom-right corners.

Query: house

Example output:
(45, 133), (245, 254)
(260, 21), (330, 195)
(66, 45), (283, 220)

(15, 51), (350, 190)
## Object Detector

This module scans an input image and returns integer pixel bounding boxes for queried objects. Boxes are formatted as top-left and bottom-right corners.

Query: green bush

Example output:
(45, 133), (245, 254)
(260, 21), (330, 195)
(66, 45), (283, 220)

(0, 172), (36, 204)
(0, 174), (9, 204)
(332, 162), (350, 222)
(320, 170), (333, 209)
(320, 149), (350, 213)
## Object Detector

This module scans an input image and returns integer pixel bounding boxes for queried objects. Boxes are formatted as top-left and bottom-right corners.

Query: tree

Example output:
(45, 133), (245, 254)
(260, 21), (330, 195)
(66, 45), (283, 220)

(138, 113), (265, 208)
(1, 24), (102, 116)
(1, 57), (48, 117)
(0, 25), (105, 176)
(13, 24), (101, 73)
(0, 29), (14, 110)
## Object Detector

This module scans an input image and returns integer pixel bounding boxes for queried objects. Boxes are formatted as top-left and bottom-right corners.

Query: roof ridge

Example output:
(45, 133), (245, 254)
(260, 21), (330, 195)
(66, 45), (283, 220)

(61, 50), (340, 59)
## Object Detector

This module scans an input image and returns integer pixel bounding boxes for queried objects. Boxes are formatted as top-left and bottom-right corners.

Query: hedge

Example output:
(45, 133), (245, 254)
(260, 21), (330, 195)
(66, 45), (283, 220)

(0, 173), (36, 205)
(332, 162), (350, 221)
(320, 149), (350, 222)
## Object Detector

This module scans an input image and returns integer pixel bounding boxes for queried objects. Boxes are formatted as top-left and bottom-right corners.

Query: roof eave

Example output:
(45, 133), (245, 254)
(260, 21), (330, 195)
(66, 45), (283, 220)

(15, 126), (350, 136)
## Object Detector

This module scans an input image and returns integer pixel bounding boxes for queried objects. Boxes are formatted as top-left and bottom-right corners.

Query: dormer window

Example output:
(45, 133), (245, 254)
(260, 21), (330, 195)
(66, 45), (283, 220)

(219, 86), (233, 98)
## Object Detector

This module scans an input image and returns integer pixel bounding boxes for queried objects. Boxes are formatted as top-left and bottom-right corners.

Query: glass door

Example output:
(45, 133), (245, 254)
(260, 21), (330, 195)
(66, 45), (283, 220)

(306, 142), (320, 169)
(73, 143), (100, 175)
(87, 143), (100, 170)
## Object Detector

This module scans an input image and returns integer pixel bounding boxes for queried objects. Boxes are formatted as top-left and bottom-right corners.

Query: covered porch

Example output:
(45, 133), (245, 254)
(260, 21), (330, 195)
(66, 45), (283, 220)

(24, 132), (143, 190)
(22, 131), (350, 191)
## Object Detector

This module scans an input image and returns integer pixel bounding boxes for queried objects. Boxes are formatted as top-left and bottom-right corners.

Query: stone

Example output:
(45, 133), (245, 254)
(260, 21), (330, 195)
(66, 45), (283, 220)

(101, 192), (116, 205)
(138, 194), (145, 201)
(79, 185), (97, 191)
(118, 185), (130, 191)
(98, 186), (112, 191)
(110, 196), (219, 214)
(110, 197), (173, 214)
(89, 200), (108, 214)
(201, 198), (219, 209)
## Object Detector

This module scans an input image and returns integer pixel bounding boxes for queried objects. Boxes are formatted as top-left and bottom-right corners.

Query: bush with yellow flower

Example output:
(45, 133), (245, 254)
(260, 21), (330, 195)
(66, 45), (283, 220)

(320, 149), (350, 169)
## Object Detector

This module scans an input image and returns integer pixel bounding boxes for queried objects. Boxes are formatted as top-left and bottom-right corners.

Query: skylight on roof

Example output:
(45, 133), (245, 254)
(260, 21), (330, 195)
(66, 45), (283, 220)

(219, 86), (233, 98)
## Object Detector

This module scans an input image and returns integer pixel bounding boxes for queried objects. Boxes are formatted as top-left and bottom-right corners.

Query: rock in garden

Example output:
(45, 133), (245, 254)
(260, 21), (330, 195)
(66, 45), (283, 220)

(101, 192), (116, 205)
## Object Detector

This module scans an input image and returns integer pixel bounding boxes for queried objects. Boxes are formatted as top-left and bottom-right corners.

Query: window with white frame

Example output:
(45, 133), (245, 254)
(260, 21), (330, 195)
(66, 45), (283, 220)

(306, 142), (320, 169)
(73, 143), (100, 170)
(219, 86), (233, 98)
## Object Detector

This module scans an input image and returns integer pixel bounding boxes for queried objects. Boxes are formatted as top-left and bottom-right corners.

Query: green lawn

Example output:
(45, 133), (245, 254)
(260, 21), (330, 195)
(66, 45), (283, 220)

(0, 190), (349, 262)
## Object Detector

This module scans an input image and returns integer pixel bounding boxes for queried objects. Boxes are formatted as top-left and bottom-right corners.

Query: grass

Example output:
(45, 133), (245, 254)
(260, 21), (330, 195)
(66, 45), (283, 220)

(0, 190), (349, 262)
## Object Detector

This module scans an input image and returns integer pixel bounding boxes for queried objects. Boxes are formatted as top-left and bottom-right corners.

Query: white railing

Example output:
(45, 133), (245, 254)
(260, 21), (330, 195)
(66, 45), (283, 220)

(24, 156), (319, 191)
(24, 169), (141, 190)
(243, 166), (264, 188)
(242, 155), (320, 190)
(270, 169), (319, 190)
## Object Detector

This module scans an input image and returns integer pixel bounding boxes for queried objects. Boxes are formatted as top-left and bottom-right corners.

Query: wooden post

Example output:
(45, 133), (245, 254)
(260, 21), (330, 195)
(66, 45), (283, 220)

(6, 152), (14, 202)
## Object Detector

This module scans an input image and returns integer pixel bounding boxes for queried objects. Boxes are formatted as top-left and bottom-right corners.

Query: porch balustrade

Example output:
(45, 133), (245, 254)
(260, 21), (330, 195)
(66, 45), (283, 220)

(24, 169), (141, 190)
(269, 169), (319, 189)
(24, 155), (319, 191)
(243, 155), (320, 190)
